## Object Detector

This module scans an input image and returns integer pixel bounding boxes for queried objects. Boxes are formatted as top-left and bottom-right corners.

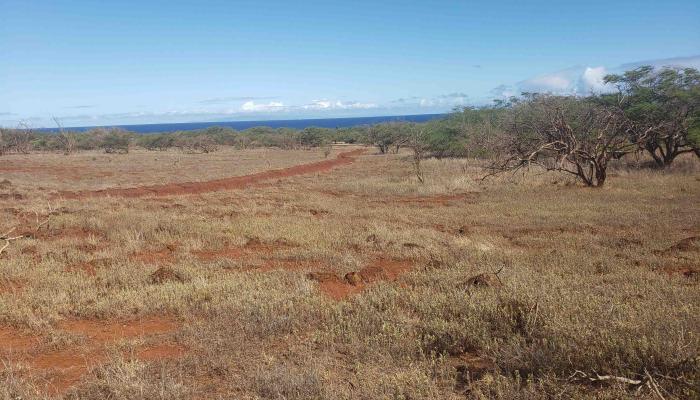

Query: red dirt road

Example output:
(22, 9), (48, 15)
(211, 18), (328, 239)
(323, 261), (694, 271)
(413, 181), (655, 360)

(58, 148), (365, 199)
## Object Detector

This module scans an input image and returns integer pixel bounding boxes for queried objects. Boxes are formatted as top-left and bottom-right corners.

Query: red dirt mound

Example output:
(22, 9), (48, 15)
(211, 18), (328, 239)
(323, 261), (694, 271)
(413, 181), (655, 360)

(58, 149), (365, 199)
(309, 259), (413, 300)
(307, 272), (364, 300)
(150, 266), (186, 284)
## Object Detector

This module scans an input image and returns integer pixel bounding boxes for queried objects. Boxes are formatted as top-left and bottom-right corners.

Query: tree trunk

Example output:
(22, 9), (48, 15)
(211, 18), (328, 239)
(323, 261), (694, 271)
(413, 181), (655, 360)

(645, 142), (665, 168)
(594, 164), (607, 187)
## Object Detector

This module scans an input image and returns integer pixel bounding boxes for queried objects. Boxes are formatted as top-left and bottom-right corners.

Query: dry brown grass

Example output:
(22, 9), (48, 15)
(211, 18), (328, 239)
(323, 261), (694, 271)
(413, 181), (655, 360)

(0, 147), (342, 193)
(0, 146), (698, 399)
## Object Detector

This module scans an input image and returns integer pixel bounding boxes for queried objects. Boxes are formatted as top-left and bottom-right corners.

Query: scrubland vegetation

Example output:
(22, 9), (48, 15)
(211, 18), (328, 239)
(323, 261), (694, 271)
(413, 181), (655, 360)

(0, 66), (699, 399)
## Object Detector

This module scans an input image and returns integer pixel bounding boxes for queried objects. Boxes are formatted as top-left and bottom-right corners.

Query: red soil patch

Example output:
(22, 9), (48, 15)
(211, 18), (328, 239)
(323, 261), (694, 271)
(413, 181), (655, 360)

(29, 348), (102, 394)
(0, 279), (26, 294)
(309, 258), (414, 300)
(359, 258), (413, 281)
(58, 317), (178, 344)
(308, 272), (364, 301)
(130, 244), (178, 264)
(660, 265), (698, 279)
(254, 259), (323, 272)
(58, 149), (365, 199)
(0, 317), (182, 394)
(36, 317), (178, 394)
(0, 326), (39, 352)
(447, 352), (496, 384)
(193, 247), (246, 261)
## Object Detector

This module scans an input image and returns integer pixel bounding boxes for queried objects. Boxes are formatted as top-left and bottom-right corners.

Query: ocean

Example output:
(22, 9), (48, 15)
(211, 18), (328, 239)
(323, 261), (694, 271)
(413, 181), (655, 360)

(43, 114), (446, 134)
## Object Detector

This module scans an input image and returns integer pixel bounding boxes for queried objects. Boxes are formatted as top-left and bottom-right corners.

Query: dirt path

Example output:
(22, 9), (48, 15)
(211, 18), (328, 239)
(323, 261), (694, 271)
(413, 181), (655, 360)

(57, 148), (365, 199)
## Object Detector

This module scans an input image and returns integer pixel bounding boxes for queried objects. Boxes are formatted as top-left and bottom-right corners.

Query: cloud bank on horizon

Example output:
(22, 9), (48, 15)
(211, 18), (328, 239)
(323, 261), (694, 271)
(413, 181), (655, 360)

(492, 55), (700, 99)
(3, 55), (700, 128)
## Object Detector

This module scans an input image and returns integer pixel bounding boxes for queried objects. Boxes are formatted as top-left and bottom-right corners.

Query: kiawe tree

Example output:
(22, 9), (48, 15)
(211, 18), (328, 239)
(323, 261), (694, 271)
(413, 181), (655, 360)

(602, 66), (700, 167)
(488, 94), (634, 187)
(366, 122), (409, 154)
(407, 123), (431, 183)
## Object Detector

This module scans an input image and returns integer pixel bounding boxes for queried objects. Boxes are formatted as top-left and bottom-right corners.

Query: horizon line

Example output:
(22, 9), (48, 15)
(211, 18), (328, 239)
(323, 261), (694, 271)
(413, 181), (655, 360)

(33, 112), (448, 132)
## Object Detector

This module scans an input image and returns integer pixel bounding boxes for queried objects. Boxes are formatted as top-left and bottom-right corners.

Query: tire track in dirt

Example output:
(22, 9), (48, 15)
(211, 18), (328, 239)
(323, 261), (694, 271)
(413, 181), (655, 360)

(57, 148), (365, 199)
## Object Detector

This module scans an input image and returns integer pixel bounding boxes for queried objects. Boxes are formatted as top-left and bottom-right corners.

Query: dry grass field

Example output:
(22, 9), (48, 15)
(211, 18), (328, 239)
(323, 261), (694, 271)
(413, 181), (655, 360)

(0, 146), (698, 399)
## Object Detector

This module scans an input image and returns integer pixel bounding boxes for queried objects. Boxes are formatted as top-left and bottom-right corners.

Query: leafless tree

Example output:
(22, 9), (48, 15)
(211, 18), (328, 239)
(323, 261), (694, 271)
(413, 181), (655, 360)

(0, 124), (33, 155)
(52, 117), (77, 155)
(408, 123), (430, 184)
(11, 123), (33, 154)
(0, 128), (7, 156)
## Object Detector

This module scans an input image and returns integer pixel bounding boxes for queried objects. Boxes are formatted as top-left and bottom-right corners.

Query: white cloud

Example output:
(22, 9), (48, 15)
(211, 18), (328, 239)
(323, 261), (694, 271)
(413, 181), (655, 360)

(392, 93), (469, 108)
(199, 96), (278, 105)
(302, 100), (377, 110)
(527, 75), (572, 91)
(490, 84), (516, 99)
(580, 66), (608, 93)
(240, 101), (286, 112)
(517, 66), (584, 95)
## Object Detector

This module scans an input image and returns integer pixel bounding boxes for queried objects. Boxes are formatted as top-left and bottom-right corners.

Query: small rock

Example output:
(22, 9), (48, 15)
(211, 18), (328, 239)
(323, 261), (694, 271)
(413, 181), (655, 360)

(149, 266), (185, 284)
(344, 271), (363, 286)
(465, 273), (503, 288)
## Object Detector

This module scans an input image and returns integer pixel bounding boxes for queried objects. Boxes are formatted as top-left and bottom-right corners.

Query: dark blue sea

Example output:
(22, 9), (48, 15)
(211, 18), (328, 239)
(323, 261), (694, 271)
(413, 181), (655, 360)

(43, 114), (446, 134)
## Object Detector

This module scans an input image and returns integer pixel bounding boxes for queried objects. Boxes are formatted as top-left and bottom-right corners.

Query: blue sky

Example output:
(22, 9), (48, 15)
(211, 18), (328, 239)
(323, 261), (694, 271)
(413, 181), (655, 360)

(1, 0), (699, 127)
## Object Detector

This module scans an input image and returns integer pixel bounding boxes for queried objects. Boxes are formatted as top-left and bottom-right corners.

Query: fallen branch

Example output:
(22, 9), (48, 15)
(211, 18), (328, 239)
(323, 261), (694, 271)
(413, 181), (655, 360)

(644, 369), (666, 400)
(0, 213), (51, 257)
(0, 227), (26, 257)
(571, 370), (642, 385)
(570, 369), (676, 399)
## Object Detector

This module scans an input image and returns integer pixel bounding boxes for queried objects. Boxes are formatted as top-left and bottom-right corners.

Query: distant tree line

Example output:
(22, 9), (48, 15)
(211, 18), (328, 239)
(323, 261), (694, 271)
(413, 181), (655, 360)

(0, 124), (363, 155)
(2, 66), (698, 187)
